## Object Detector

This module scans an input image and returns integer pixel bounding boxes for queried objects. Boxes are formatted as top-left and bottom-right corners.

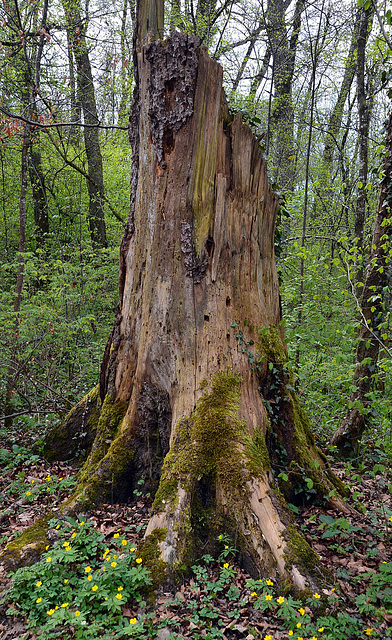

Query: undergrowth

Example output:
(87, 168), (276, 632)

(2, 524), (391, 639)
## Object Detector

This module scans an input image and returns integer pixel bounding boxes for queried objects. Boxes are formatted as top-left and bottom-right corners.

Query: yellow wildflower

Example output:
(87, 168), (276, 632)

(26, 491), (31, 496)
(36, 598), (42, 604)
(289, 632), (293, 637)
(92, 585), (98, 592)
(310, 637), (318, 640)
(136, 558), (143, 564)
(130, 547), (136, 552)
(113, 554), (117, 559)
(61, 603), (69, 608)
(277, 596), (285, 604)
(45, 545), (50, 550)
(251, 592), (257, 597)
(298, 608), (305, 615)
(296, 623), (301, 629)
(47, 609), (55, 616)
(265, 594), (273, 601)
(264, 636), (272, 640)
(122, 540), (127, 546)
(111, 562), (117, 568)
(84, 566), (92, 573)
(36, 581), (42, 587)
(103, 548), (109, 558)
(223, 563), (229, 569)
(218, 535), (223, 540)
(79, 521), (85, 526)
(46, 475), (51, 481)
(313, 593), (321, 599)
(115, 593), (122, 599)
(64, 579), (68, 584)
(88, 575), (93, 581)
(130, 618), (137, 625)
(114, 533), (120, 538)
(71, 533), (76, 539)
(118, 587), (123, 591)
(365, 630), (373, 636)
(75, 611), (81, 617)
(46, 557), (51, 563)
(266, 579), (273, 586)
(56, 524), (60, 530)
(102, 567), (106, 572)
(318, 628), (324, 633)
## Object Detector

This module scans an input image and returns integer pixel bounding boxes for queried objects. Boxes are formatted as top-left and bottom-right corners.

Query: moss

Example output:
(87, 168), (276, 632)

(0, 515), (51, 570)
(284, 524), (332, 587)
(72, 394), (131, 506)
(43, 385), (101, 462)
(139, 528), (168, 589)
(152, 370), (267, 568)
(257, 325), (288, 364)
(245, 423), (271, 473)
(153, 370), (249, 515)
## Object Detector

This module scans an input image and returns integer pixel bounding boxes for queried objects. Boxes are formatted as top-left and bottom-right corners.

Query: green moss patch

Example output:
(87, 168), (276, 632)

(0, 515), (51, 571)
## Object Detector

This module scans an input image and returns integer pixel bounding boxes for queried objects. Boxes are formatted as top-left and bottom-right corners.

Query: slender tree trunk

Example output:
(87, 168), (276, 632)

(4, 120), (30, 427)
(28, 138), (49, 242)
(230, 21), (263, 96)
(4, 0), (48, 424)
(63, 0), (107, 248)
(322, 8), (361, 165)
(266, 0), (304, 190)
(331, 110), (392, 457)
(354, 4), (374, 293)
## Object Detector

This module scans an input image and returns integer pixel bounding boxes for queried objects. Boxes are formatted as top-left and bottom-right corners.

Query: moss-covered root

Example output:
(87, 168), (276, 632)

(0, 516), (51, 571)
(68, 394), (132, 507)
(144, 370), (331, 591)
(43, 385), (101, 463)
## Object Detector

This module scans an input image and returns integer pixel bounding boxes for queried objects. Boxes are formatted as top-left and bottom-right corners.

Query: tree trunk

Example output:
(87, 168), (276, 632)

(62, 1), (344, 589)
(267, 0), (304, 191)
(63, 0), (107, 248)
(331, 110), (392, 457)
(354, 4), (374, 294)
(28, 139), (49, 242)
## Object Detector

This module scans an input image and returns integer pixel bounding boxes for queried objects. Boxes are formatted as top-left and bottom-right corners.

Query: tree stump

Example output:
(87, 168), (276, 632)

(60, 26), (345, 589)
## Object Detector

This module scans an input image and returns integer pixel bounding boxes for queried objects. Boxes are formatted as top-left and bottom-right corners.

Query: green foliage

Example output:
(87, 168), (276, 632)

(3, 517), (152, 639)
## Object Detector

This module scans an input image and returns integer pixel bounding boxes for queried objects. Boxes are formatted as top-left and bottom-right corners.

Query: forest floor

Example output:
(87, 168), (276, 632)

(0, 424), (391, 640)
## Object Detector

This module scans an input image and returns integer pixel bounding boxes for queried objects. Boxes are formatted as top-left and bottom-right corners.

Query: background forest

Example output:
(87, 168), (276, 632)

(1, 0), (391, 456)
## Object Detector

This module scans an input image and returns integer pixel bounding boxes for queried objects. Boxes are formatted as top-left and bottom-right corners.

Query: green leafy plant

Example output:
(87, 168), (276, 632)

(3, 517), (152, 639)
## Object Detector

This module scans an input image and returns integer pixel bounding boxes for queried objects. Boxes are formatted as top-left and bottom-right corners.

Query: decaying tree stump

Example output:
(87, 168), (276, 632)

(43, 1), (348, 590)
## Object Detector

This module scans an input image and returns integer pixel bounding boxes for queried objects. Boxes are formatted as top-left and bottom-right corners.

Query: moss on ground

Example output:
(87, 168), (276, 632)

(0, 515), (51, 570)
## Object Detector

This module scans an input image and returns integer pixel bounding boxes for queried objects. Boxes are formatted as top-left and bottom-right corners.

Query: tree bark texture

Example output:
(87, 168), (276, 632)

(63, 0), (107, 248)
(66, 27), (344, 589)
(331, 110), (392, 457)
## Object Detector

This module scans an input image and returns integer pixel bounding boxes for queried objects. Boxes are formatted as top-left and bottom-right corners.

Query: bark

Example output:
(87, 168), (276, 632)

(3, 119), (29, 428)
(63, 0), (107, 248)
(266, 0), (304, 190)
(58, 0), (344, 589)
(28, 139), (49, 241)
(354, 4), (374, 293)
(4, 0), (48, 424)
(331, 110), (392, 457)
